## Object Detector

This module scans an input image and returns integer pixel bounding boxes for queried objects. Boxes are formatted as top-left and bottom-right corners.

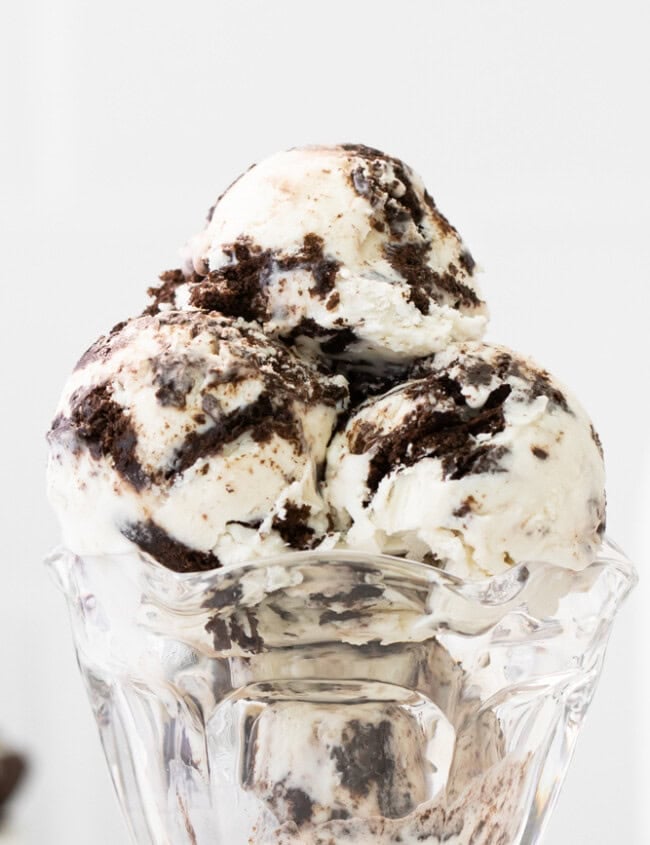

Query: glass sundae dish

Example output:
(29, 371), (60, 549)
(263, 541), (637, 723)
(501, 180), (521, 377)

(49, 542), (634, 845)
(47, 145), (636, 844)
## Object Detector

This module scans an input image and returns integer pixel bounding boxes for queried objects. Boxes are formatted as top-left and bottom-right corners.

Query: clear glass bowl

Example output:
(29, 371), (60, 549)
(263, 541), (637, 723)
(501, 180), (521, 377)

(47, 541), (636, 845)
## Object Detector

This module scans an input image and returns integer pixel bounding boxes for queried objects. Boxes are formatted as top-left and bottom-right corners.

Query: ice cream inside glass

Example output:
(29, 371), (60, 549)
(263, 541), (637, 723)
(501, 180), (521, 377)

(46, 145), (636, 844)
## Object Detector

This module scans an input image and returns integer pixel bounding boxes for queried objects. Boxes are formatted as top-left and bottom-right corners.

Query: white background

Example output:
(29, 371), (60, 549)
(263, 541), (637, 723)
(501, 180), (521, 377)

(1, 1), (648, 842)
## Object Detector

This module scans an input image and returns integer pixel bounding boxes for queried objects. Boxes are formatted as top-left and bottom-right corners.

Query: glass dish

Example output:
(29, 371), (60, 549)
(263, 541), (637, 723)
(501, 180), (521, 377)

(47, 540), (636, 844)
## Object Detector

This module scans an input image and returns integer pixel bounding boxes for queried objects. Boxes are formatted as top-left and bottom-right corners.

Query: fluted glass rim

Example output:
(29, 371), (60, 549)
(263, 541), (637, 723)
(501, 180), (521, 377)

(45, 536), (637, 610)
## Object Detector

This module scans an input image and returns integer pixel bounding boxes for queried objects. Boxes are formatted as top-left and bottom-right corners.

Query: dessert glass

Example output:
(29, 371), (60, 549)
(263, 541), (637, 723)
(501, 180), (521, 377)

(47, 540), (636, 845)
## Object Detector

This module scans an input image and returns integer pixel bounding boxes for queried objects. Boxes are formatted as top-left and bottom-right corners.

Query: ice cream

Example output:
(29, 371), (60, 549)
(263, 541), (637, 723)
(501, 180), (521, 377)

(46, 143), (618, 845)
(47, 146), (607, 575)
(47, 310), (348, 570)
(147, 145), (487, 364)
(243, 700), (431, 825)
(326, 342), (606, 578)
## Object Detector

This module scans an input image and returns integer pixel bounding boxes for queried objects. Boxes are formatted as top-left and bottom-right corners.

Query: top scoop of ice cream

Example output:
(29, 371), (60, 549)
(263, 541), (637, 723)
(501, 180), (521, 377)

(47, 311), (348, 571)
(326, 342), (606, 578)
(149, 145), (487, 364)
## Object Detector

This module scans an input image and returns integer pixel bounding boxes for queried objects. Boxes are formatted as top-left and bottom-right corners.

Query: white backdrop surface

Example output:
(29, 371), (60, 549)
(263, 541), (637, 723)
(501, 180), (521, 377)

(0, 1), (648, 842)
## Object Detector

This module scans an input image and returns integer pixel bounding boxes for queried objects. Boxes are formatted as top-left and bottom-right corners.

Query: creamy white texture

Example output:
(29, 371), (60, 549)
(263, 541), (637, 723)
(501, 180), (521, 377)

(174, 146), (487, 363)
(188, 148), (462, 277)
(47, 312), (347, 566)
(245, 700), (432, 825)
(326, 342), (606, 578)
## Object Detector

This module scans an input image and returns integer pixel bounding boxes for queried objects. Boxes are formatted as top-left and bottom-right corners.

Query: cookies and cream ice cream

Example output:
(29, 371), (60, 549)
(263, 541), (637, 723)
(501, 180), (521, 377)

(243, 700), (431, 825)
(326, 342), (605, 578)
(46, 142), (620, 845)
(47, 143), (607, 575)
(47, 311), (348, 570)
(148, 145), (487, 364)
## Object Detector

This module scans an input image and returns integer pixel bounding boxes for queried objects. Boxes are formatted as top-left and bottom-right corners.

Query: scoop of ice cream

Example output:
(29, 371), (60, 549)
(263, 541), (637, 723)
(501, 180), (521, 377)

(148, 145), (487, 364)
(47, 311), (348, 571)
(326, 342), (606, 578)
